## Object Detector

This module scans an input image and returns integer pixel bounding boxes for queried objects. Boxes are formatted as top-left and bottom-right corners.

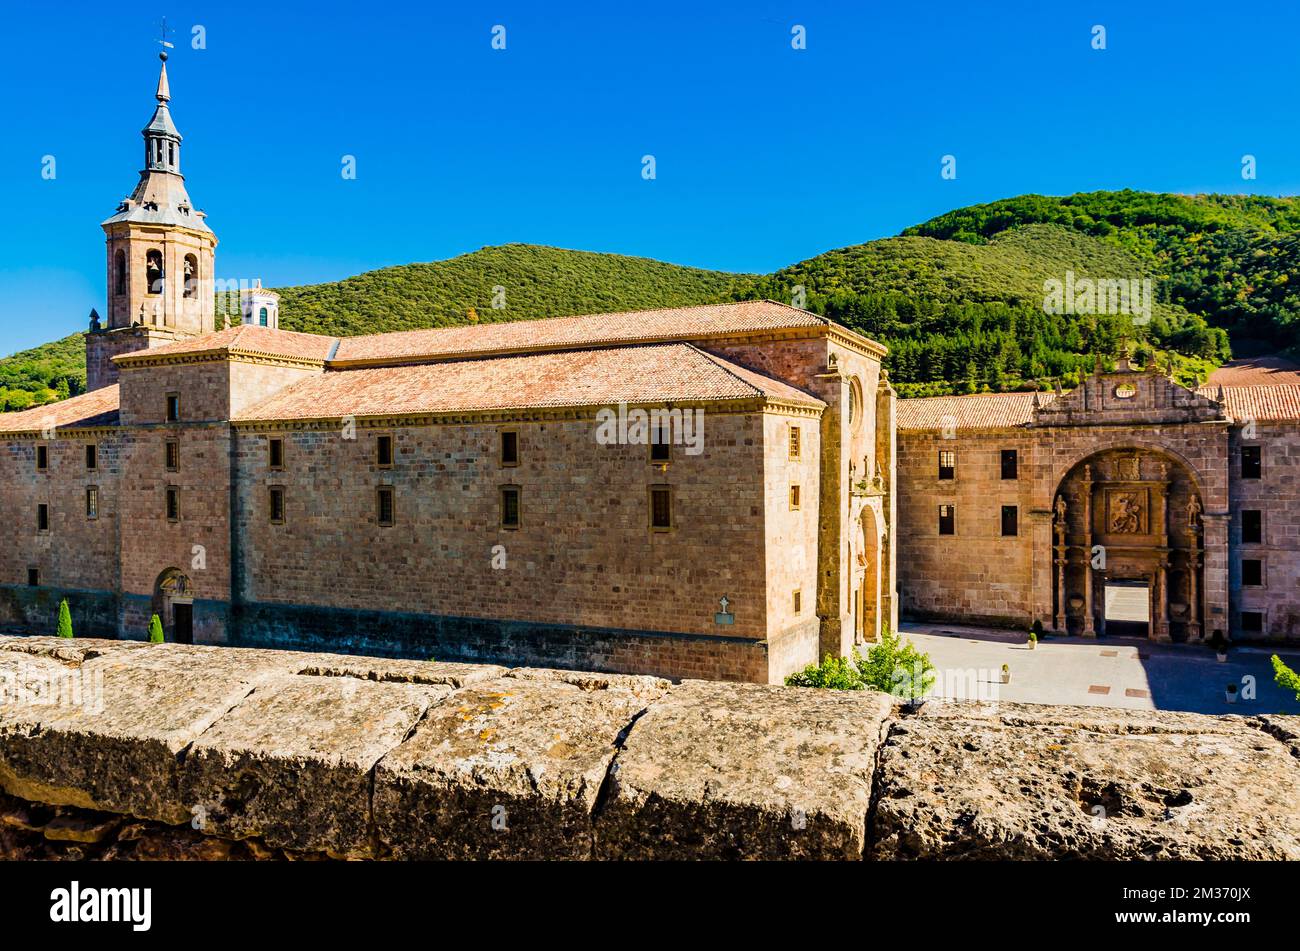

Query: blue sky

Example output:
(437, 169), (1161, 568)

(1, 0), (1297, 353)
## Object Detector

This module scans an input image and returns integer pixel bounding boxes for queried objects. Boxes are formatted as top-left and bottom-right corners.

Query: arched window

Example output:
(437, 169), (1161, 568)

(114, 250), (126, 296)
(168, 143), (176, 167)
(146, 250), (164, 295)
(259, 307), (269, 326)
(183, 255), (198, 299)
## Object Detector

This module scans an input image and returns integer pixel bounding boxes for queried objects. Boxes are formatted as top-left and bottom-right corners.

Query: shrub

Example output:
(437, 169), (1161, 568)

(784, 628), (937, 701)
(857, 627), (937, 700)
(1273, 655), (1300, 701)
(785, 653), (865, 690)
(148, 614), (165, 644)
(55, 600), (73, 639)
(1031, 619), (1044, 638)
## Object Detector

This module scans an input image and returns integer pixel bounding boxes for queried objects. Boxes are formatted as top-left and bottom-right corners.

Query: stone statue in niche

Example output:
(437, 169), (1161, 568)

(1186, 494), (1203, 533)
(1054, 495), (1068, 524)
(1110, 493), (1143, 534)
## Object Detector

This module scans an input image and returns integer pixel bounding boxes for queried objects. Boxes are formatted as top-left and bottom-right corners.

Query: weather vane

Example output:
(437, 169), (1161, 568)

(157, 16), (175, 60)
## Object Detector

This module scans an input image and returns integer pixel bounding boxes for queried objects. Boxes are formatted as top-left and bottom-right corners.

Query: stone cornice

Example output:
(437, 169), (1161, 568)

(115, 350), (326, 371)
(231, 396), (821, 432)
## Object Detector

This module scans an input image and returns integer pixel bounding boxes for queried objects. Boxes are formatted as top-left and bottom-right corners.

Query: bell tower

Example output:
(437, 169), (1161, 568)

(87, 45), (218, 391)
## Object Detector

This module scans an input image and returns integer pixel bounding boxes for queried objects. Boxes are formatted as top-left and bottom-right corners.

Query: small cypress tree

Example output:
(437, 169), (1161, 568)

(55, 599), (73, 639)
(148, 614), (165, 644)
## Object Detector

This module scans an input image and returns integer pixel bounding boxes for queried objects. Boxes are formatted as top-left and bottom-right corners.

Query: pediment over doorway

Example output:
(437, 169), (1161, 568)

(1032, 365), (1226, 427)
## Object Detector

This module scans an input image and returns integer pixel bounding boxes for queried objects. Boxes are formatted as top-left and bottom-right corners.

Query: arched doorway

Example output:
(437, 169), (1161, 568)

(1050, 448), (1205, 642)
(855, 506), (882, 643)
(152, 568), (194, 644)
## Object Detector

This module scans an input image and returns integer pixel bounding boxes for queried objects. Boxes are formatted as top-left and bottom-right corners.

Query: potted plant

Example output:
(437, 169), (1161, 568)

(1225, 682), (1238, 704)
(1001, 663), (1011, 685)
(1027, 631), (1037, 650)
(1209, 629), (1228, 663)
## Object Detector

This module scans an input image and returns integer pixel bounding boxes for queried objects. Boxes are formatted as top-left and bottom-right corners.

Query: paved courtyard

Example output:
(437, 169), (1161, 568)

(899, 621), (1300, 715)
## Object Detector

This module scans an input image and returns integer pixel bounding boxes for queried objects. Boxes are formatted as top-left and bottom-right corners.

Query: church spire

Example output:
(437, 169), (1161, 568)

(156, 53), (171, 104)
(142, 50), (182, 174)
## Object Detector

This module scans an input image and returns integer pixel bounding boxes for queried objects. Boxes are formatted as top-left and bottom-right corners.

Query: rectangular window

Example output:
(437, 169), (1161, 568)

(376, 486), (394, 527)
(37, 503), (49, 533)
(649, 485), (673, 531)
(27, 568), (39, 587)
(1242, 558), (1263, 587)
(268, 438), (284, 470)
(166, 487), (179, 522)
(938, 504), (955, 536)
(500, 485), (521, 529)
(649, 431), (671, 464)
(793, 590), (802, 615)
(165, 440), (179, 471)
(376, 434), (393, 468)
(86, 486), (99, 520)
(1001, 505), (1018, 537)
(500, 430), (519, 467)
(1241, 445), (1261, 479)
(1241, 611), (1264, 634)
(269, 486), (285, 524)
(166, 393), (180, 423)
(789, 485), (801, 510)
(36, 445), (48, 471)
(1242, 509), (1262, 545)
(85, 444), (98, 470)
(938, 450), (955, 481)
(789, 426), (801, 460)
(1001, 449), (1018, 480)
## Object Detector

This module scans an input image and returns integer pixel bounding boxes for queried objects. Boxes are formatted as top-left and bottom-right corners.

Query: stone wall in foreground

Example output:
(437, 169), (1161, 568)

(0, 636), (1297, 860)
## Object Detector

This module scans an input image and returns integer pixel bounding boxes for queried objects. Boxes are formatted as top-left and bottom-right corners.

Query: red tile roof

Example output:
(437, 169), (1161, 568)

(329, 300), (843, 364)
(1206, 356), (1300, 388)
(899, 380), (1300, 432)
(897, 391), (1055, 432)
(0, 385), (120, 433)
(114, 325), (337, 365)
(1196, 383), (1300, 422)
(235, 343), (824, 422)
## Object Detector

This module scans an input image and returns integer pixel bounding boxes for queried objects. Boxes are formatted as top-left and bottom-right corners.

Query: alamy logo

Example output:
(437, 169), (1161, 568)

(1043, 270), (1152, 324)
(595, 403), (704, 456)
(49, 882), (151, 932)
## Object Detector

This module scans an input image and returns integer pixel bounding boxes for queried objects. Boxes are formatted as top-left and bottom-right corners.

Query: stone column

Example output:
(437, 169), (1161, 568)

(1154, 473), (1171, 641)
(1081, 473), (1096, 637)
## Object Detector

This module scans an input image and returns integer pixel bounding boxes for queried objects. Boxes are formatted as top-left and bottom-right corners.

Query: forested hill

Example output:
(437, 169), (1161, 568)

(268, 244), (756, 338)
(6, 190), (1300, 408)
(903, 191), (1300, 358)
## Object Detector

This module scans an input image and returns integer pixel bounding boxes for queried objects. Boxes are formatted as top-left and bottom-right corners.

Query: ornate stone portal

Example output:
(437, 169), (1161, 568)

(1052, 449), (1204, 642)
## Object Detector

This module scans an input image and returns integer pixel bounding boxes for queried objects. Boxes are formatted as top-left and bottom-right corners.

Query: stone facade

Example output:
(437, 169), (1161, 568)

(898, 363), (1300, 643)
(0, 56), (897, 684)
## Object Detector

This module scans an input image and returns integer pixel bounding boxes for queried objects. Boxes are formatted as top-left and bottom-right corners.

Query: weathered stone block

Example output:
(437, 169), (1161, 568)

(0, 643), (298, 823)
(181, 675), (449, 857)
(595, 681), (894, 859)
(373, 677), (652, 859)
(871, 708), (1300, 859)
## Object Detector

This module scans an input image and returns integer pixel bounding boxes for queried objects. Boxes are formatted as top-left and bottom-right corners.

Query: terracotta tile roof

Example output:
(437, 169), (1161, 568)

(1206, 356), (1300, 387)
(330, 300), (840, 364)
(1196, 383), (1300, 421)
(235, 343), (824, 422)
(899, 382), (1300, 432)
(897, 391), (1054, 432)
(114, 325), (337, 364)
(0, 385), (120, 433)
